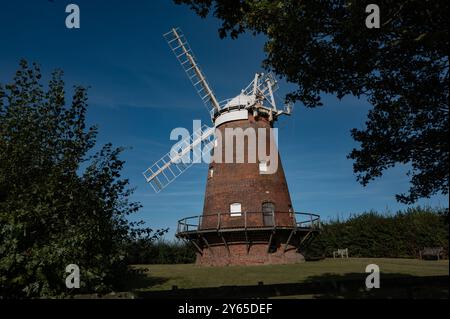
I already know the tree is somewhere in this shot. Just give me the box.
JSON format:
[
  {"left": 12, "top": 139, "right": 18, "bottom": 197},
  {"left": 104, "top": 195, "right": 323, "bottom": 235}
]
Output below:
[
  {"left": 174, "top": 0, "right": 449, "bottom": 203},
  {"left": 0, "top": 60, "right": 156, "bottom": 297}
]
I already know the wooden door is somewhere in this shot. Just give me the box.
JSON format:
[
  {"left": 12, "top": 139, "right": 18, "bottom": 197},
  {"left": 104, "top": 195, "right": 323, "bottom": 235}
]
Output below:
[{"left": 262, "top": 202, "right": 275, "bottom": 227}]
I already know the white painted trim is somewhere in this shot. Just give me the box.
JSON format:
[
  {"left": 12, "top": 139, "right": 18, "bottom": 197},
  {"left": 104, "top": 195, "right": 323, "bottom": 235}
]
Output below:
[{"left": 214, "top": 109, "right": 248, "bottom": 127}]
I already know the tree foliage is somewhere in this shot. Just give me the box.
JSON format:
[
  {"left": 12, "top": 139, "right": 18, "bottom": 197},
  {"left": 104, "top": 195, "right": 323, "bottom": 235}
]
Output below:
[
  {"left": 0, "top": 60, "right": 158, "bottom": 298},
  {"left": 305, "top": 207, "right": 449, "bottom": 258},
  {"left": 174, "top": 0, "right": 449, "bottom": 203},
  {"left": 125, "top": 239, "right": 196, "bottom": 265}
]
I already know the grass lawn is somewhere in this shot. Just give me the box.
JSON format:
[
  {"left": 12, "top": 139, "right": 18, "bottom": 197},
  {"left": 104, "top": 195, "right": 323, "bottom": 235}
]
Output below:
[
  {"left": 131, "top": 258, "right": 448, "bottom": 292},
  {"left": 115, "top": 258, "right": 448, "bottom": 298}
]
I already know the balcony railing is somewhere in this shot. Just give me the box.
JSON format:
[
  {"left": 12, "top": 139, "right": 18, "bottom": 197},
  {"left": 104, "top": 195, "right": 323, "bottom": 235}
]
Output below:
[{"left": 176, "top": 211, "right": 321, "bottom": 234}]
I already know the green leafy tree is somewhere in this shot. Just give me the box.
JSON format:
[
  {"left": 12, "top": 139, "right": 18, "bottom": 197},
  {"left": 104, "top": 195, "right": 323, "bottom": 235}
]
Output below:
[
  {"left": 0, "top": 60, "right": 155, "bottom": 298},
  {"left": 125, "top": 238, "right": 196, "bottom": 265},
  {"left": 174, "top": 0, "right": 449, "bottom": 203}
]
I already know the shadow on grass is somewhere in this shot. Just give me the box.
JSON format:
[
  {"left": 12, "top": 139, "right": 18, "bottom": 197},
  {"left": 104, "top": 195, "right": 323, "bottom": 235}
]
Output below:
[
  {"left": 72, "top": 268, "right": 170, "bottom": 299},
  {"left": 123, "top": 267, "right": 170, "bottom": 291},
  {"left": 134, "top": 273, "right": 449, "bottom": 299},
  {"left": 298, "top": 273, "right": 449, "bottom": 299}
]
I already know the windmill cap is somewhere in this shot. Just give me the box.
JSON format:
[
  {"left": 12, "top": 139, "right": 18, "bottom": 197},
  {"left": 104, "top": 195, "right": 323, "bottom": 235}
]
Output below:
[{"left": 223, "top": 93, "right": 256, "bottom": 108}]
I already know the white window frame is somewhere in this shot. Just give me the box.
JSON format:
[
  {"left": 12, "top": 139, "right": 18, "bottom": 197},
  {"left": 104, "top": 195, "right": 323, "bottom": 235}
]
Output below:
[{"left": 230, "top": 203, "right": 242, "bottom": 217}]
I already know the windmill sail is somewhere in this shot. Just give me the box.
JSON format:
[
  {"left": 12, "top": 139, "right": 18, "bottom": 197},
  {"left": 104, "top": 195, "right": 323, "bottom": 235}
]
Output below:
[
  {"left": 143, "top": 125, "right": 215, "bottom": 193},
  {"left": 164, "top": 28, "right": 220, "bottom": 117}
]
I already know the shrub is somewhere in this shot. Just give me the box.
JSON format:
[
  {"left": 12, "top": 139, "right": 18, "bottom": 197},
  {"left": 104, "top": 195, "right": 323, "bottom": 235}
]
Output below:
[{"left": 305, "top": 207, "right": 448, "bottom": 259}]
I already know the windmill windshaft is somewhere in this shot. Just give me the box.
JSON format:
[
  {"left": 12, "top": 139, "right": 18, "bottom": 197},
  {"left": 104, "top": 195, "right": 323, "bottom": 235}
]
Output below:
[{"left": 143, "top": 125, "right": 215, "bottom": 193}]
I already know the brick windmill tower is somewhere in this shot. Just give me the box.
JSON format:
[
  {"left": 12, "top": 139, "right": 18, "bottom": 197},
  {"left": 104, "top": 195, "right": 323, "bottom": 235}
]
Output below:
[{"left": 143, "top": 28, "right": 320, "bottom": 266}]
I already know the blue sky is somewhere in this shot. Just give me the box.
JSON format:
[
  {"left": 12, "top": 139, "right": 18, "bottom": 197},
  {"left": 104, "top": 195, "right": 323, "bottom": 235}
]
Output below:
[{"left": 1, "top": 0, "right": 447, "bottom": 239}]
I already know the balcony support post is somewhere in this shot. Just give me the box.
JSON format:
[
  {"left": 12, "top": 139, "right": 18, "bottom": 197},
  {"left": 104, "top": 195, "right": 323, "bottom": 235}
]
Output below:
[
  {"left": 219, "top": 233, "right": 230, "bottom": 256},
  {"left": 201, "top": 235, "right": 214, "bottom": 256},
  {"left": 283, "top": 229, "right": 296, "bottom": 253},
  {"left": 267, "top": 230, "right": 275, "bottom": 253},
  {"left": 186, "top": 238, "right": 203, "bottom": 255}
]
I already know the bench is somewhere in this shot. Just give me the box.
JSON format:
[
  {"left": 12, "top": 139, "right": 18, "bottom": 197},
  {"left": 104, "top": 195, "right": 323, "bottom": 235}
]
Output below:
[
  {"left": 420, "top": 247, "right": 444, "bottom": 260},
  {"left": 333, "top": 248, "right": 349, "bottom": 258}
]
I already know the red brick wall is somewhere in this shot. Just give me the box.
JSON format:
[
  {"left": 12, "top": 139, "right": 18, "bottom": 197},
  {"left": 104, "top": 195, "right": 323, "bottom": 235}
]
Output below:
[
  {"left": 202, "top": 113, "right": 294, "bottom": 229},
  {"left": 196, "top": 243, "right": 305, "bottom": 266}
]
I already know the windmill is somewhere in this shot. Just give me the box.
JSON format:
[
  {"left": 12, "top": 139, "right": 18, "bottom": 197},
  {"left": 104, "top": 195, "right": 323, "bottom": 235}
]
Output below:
[{"left": 143, "top": 28, "right": 320, "bottom": 266}]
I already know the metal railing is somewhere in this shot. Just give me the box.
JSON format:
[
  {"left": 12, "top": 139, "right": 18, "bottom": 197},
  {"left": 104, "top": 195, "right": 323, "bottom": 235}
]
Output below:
[
  {"left": 210, "top": 98, "right": 293, "bottom": 120},
  {"left": 176, "top": 211, "right": 321, "bottom": 234}
]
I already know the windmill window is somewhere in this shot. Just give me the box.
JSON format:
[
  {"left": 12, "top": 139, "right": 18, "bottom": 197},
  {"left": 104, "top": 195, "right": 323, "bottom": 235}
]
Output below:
[
  {"left": 259, "top": 160, "right": 268, "bottom": 173},
  {"left": 230, "top": 203, "right": 242, "bottom": 217}
]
